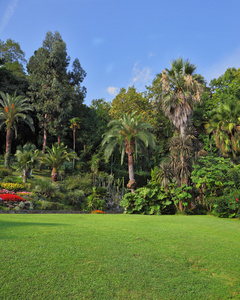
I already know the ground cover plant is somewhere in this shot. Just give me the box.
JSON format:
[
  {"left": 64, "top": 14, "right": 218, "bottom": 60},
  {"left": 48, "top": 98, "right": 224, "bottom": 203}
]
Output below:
[{"left": 0, "top": 214, "right": 239, "bottom": 299}]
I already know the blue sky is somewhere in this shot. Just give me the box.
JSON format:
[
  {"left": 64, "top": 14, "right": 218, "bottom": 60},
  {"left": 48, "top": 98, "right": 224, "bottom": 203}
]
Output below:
[{"left": 1, "top": 0, "right": 240, "bottom": 106}]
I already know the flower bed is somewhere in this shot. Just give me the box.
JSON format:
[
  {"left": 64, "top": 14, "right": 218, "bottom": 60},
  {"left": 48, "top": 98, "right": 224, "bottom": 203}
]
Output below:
[
  {"left": 0, "top": 182, "right": 25, "bottom": 191},
  {"left": 0, "top": 194, "right": 25, "bottom": 202}
]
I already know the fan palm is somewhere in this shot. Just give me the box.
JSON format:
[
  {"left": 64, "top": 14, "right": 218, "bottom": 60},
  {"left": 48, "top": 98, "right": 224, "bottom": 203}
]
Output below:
[
  {"left": 15, "top": 143, "right": 40, "bottom": 183},
  {"left": 41, "top": 143, "right": 77, "bottom": 181},
  {"left": 161, "top": 58, "right": 204, "bottom": 137},
  {"left": 0, "top": 92, "right": 34, "bottom": 167},
  {"left": 102, "top": 112, "right": 155, "bottom": 192}
]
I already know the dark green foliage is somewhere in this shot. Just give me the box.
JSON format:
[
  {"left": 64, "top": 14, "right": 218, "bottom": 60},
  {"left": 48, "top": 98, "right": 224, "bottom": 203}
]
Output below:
[
  {"left": 120, "top": 182, "right": 174, "bottom": 215},
  {"left": 191, "top": 155, "right": 240, "bottom": 217},
  {"left": 212, "top": 190, "right": 240, "bottom": 218},
  {"left": 64, "top": 190, "right": 86, "bottom": 209},
  {"left": 31, "top": 179, "right": 62, "bottom": 202},
  {"left": 64, "top": 173, "right": 93, "bottom": 195},
  {"left": 0, "top": 168, "right": 12, "bottom": 179},
  {"left": 33, "top": 200, "right": 65, "bottom": 210},
  {"left": 87, "top": 187, "right": 107, "bottom": 211},
  {"left": 170, "top": 183, "right": 193, "bottom": 208}
]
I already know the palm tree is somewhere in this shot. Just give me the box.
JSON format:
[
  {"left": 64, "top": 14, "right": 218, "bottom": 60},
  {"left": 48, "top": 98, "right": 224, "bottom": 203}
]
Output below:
[
  {"left": 0, "top": 92, "right": 34, "bottom": 167},
  {"left": 69, "top": 117, "right": 81, "bottom": 168},
  {"left": 206, "top": 100, "right": 240, "bottom": 161},
  {"left": 90, "top": 153, "right": 100, "bottom": 186},
  {"left": 41, "top": 143, "right": 77, "bottom": 182},
  {"left": 69, "top": 117, "right": 81, "bottom": 152},
  {"left": 102, "top": 112, "right": 155, "bottom": 193},
  {"left": 15, "top": 143, "right": 40, "bottom": 183},
  {"left": 161, "top": 58, "right": 204, "bottom": 138}
]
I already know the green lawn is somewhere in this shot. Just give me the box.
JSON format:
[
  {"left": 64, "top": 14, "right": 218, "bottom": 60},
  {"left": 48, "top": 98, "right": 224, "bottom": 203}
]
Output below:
[{"left": 0, "top": 215, "right": 239, "bottom": 299}]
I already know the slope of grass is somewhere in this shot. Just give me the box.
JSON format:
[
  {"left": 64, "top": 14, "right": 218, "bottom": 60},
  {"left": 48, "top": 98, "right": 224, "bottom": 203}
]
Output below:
[{"left": 0, "top": 215, "right": 240, "bottom": 299}]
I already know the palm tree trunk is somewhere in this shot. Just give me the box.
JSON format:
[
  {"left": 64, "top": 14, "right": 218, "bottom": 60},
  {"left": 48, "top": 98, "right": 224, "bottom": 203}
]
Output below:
[
  {"left": 126, "top": 152, "right": 137, "bottom": 193},
  {"left": 51, "top": 167, "right": 58, "bottom": 182},
  {"left": 23, "top": 169, "right": 28, "bottom": 183},
  {"left": 5, "top": 127, "right": 13, "bottom": 168},
  {"left": 58, "top": 136, "right": 61, "bottom": 146}
]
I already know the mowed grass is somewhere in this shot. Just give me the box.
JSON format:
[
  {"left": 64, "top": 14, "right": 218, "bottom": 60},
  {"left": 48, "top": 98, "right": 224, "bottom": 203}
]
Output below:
[{"left": 0, "top": 215, "right": 240, "bottom": 299}]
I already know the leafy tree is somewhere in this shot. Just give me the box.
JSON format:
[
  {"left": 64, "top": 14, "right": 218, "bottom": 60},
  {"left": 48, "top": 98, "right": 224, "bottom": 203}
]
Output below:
[
  {"left": 0, "top": 39, "right": 28, "bottom": 95},
  {"left": 210, "top": 68, "right": 240, "bottom": 105},
  {"left": 0, "top": 92, "right": 34, "bottom": 167},
  {"left": 191, "top": 155, "right": 240, "bottom": 211},
  {"left": 109, "top": 86, "right": 151, "bottom": 121},
  {"left": 102, "top": 112, "right": 155, "bottom": 192},
  {"left": 15, "top": 143, "right": 39, "bottom": 183},
  {"left": 160, "top": 58, "right": 205, "bottom": 137},
  {"left": 0, "top": 39, "right": 26, "bottom": 65},
  {"left": 41, "top": 143, "right": 77, "bottom": 182},
  {"left": 27, "top": 31, "right": 86, "bottom": 153}
]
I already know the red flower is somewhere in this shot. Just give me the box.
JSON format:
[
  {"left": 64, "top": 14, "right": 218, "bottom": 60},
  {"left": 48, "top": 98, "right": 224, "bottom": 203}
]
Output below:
[
  {"left": 0, "top": 194, "right": 25, "bottom": 202},
  {"left": 236, "top": 199, "right": 239, "bottom": 202}
]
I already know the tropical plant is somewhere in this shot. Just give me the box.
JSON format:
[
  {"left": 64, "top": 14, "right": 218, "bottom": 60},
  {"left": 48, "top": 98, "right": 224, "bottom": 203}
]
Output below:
[
  {"left": 15, "top": 143, "right": 40, "bottom": 183},
  {"left": 87, "top": 187, "right": 107, "bottom": 211},
  {"left": 161, "top": 58, "right": 204, "bottom": 137},
  {"left": 0, "top": 91, "right": 34, "bottom": 167},
  {"left": 102, "top": 112, "right": 155, "bottom": 192},
  {"left": 205, "top": 100, "right": 240, "bottom": 161},
  {"left": 31, "top": 179, "right": 60, "bottom": 201},
  {"left": 41, "top": 143, "right": 77, "bottom": 181},
  {"left": 120, "top": 182, "right": 174, "bottom": 215}
]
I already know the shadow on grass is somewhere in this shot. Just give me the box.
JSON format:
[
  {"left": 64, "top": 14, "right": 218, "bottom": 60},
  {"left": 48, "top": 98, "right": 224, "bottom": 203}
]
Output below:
[{"left": 0, "top": 220, "right": 66, "bottom": 239}]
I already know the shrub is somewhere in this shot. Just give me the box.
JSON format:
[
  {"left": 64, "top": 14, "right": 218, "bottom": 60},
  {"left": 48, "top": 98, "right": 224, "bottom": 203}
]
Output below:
[
  {"left": 0, "top": 168, "right": 12, "bottom": 178},
  {"left": 87, "top": 187, "right": 107, "bottom": 211},
  {"left": 33, "top": 200, "right": 65, "bottom": 210},
  {"left": 64, "top": 190, "right": 86, "bottom": 208},
  {"left": 120, "top": 182, "right": 174, "bottom": 215},
  {"left": 64, "top": 174, "right": 93, "bottom": 195},
  {"left": 31, "top": 179, "right": 61, "bottom": 201},
  {"left": 212, "top": 190, "right": 240, "bottom": 218}
]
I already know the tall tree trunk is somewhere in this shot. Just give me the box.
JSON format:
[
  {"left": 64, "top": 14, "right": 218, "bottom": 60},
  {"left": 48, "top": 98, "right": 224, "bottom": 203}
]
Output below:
[
  {"left": 39, "top": 116, "right": 48, "bottom": 171},
  {"left": 73, "top": 127, "right": 76, "bottom": 168},
  {"left": 126, "top": 151, "right": 137, "bottom": 193},
  {"left": 5, "top": 127, "right": 13, "bottom": 168},
  {"left": 73, "top": 127, "right": 76, "bottom": 152},
  {"left": 58, "top": 135, "right": 61, "bottom": 146}
]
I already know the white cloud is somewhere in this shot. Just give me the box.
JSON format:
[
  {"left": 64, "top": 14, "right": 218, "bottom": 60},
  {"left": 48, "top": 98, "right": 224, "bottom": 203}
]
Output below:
[
  {"left": 129, "top": 62, "right": 154, "bottom": 90},
  {"left": 204, "top": 46, "right": 240, "bottom": 83},
  {"left": 148, "top": 51, "right": 155, "bottom": 58},
  {"left": 107, "top": 86, "right": 119, "bottom": 96},
  {"left": 0, "top": 0, "right": 19, "bottom": 34}
]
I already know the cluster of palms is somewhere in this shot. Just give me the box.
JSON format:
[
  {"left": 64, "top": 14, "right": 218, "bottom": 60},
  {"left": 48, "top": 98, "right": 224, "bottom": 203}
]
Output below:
[
  {"left": 1, "top": 57, "right": 239, "bottom": 200},
  {"left": 0, "top": 92, "right": 77, "bottom": 182}
]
